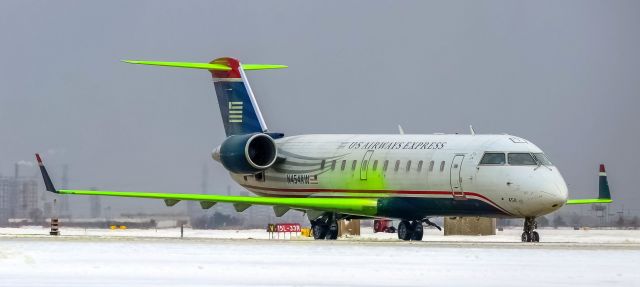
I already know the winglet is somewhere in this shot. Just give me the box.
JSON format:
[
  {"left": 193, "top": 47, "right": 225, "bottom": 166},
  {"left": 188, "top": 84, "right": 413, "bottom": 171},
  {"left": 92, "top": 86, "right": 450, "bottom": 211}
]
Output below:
[
  {"left": 598, "top": 164, "right": 611, "bottom": 200},
  {"left": 35, "top": 153, "right": 58, "bottom": 193}
]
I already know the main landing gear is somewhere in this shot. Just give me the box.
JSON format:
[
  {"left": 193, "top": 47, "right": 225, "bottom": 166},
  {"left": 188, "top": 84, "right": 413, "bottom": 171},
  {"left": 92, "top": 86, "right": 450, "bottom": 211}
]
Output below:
[
  {"left": 311, "top": 213, "right": 338, "bottom": 240},
  {"left": 397, "top": 219, "right": 442, "bottom": 241},
  {"left": 521, "top": 217, "right": 540, "bottom": 242},
  {"left": 397, "top": 220, "right": 424, "bottom": 241}
]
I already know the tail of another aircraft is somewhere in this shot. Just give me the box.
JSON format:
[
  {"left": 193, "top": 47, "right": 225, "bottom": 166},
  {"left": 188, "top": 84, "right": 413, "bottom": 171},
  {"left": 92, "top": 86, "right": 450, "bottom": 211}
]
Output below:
[{"left": 123, "top": 58, "right": 287, "bottom": 136}]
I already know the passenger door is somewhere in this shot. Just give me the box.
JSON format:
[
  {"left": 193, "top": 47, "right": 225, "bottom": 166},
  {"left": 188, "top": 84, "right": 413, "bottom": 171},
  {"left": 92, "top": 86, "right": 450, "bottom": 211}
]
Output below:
[
  {"left": 360, "top": 150, "right": 374, "bottom": 180},
  {"left": 450, "top": 155, "right": 466, "bottom": 199}
]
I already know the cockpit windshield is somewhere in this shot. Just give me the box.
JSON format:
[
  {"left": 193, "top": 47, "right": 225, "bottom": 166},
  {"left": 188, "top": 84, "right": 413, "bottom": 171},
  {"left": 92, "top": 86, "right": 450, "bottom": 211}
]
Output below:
[
  {"left": 508, "top": 153, "right": 537, "bottom": 165},
  {"left": 480, "top": 152, "right": 554, "bottom": 166},
  {"left": 479, "top": 153, "right": 506, "bottom": 165},
  {"left": 533, "top": 153, "right": 553, "bottom": 166}
]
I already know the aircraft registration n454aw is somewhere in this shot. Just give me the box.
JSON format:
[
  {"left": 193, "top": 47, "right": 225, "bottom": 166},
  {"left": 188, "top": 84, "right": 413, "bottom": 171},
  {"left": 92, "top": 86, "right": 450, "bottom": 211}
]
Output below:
[{"left": 36, "top": 57, "right": 612, "bottom": 242}]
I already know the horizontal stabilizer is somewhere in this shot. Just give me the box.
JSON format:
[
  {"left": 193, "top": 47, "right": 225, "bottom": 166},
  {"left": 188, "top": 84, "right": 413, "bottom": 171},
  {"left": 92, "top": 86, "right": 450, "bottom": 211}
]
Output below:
[{"left": 123, "top": 60, "right": 287, "bottom": 71}]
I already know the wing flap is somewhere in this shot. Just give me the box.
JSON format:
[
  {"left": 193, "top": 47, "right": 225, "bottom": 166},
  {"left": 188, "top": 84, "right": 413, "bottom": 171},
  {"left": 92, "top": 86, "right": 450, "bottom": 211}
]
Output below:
[{"left": 200, "top": 201, "right": 217, "bottom": 209}]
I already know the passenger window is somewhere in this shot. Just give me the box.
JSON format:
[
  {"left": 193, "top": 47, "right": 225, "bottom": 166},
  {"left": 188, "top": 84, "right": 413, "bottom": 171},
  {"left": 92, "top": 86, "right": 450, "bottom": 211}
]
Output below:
[
  {"left": 372, "top": 160, "right": 378, "bottom": 171},
  {"left": 508, "top": 153, "right": 537, "bottom": 165},
  {"left": 417, "top": 160, "right": 423, "bottom": 172},
  {"left": 480, "top": 153, "right": 506, "bottom": 165},
  {"left": 439, "top": 161, "right": 445, "bottom": 172},
  {"left": 331, "top": 160, "right": 336, "bottom": 170},
  {"left": 394, "top": 160, "right": 400, "bottom": 172},
  {"left": 341, "top": 160, "right": 346, "bottom": 171},
  {"left": 383, "top": 160, "right": 389, "bottom": 171},
  {"left": 352, "top": 160, "right": 357, "bottom": 170},
  {"left": 406, "top": 161, "right": 411, "bottom": 172},
  {"left": 429, "top": 161, "right": 434, "bottom": 172},
  {"left": 321, "top": 160, "right": 326, "bottom": 169}
]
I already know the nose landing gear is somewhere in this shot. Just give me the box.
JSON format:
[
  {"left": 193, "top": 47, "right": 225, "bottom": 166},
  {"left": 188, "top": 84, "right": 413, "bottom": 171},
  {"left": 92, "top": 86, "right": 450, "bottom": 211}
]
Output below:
[{"left": 521, "top": 217, "right": 540, "bottom": 242}]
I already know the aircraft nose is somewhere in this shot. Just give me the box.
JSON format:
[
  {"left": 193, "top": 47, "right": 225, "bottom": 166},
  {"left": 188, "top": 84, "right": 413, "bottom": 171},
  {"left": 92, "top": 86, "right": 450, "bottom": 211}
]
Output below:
[{"left": 547, "top": 174, "right": 568, "bottom": 209}]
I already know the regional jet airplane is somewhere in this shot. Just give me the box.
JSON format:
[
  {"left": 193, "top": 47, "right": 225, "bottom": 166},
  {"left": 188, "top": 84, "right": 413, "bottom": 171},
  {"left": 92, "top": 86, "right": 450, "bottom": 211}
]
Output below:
[{"left": 36, "top": 57, "right": 612, "bottom": 242}]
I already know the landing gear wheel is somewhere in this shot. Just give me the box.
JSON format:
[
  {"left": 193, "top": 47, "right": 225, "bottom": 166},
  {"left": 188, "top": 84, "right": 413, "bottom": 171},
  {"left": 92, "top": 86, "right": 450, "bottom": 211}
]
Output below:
[
  {"left": 398, "top": 220, "right": 414, "bottom": 241},
  {"left": 522, "top": 217, "right": 540, "bottom": 243},
  {"left": 531, "top": 231, "right": 540, "bottom": 242},
  {"left": 325, "top": 221, "right": 338, "bottom": 240},
  {"left": 312, "top": 223, "right": 327, "bottom": 240},
  {"left": 411, "top": 221, "right": 424, "bottom": 241}
]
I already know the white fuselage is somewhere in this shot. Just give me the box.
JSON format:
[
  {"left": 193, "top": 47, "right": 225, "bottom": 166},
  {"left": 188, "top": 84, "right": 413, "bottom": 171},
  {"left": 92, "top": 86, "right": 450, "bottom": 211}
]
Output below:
[{"left": 228, "top": 134, "right": 568, "bottom": 219}]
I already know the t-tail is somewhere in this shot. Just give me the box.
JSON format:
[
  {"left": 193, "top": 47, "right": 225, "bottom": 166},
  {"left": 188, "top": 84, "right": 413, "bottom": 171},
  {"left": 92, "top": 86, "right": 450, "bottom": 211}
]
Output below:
[
  {"left": 566, "top": 164, "right": 613, "bottom": 205},
  {"left": 123, "top": 58, "right": 287, "bottom": 136}
]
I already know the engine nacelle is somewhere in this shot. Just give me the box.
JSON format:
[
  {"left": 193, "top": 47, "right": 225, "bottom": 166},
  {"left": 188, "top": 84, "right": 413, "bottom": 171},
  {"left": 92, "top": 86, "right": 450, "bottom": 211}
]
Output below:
[{"left": 215, "top": 133, "right": 278, "bottom": 174}]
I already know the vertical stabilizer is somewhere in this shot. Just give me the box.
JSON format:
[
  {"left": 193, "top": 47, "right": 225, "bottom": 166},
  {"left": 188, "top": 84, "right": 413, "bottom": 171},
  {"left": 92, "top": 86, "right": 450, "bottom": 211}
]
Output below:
[
  {"left": 122, "top": 58, "right": 287, "bottom": 136},
  {"left": 209, "top": 57, "right": 267, "bottom": 136}
]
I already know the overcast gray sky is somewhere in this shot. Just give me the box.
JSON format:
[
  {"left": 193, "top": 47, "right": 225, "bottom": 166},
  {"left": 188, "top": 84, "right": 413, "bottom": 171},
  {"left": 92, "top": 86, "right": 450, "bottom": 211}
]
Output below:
[{"left": 1, "top": 1, "right": 638, "bottom": 216}]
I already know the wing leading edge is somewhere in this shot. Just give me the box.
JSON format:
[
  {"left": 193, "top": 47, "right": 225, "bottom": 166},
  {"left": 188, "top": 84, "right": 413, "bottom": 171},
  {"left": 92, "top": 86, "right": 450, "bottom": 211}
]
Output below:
[{"left": 35, "top": 154, "right": 378, "bottom": 217}]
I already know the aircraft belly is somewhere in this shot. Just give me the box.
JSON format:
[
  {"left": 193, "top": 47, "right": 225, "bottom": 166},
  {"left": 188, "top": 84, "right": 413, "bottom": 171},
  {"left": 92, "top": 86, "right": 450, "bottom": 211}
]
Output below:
[{"left": 377, "top": 197, "right": 512, "bottom": 219}]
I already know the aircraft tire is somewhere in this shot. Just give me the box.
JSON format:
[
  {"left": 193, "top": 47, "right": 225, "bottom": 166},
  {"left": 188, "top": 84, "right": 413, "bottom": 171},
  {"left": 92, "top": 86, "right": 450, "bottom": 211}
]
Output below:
[
  {"left": 313, "top": 224, "right": 328, "bottom": 240},
  {"left": 397, "top": 220, "right": 413, "bottom": 241},
  {"left": 531, "top": 231, "right": 540, "bottom": 242},
  {"left": 411, "top": 221, "right": 423, "bottom": 241},
  {"left": 325, "top": 221, "right": 338, "bottom": 240},
  {"left": 521, "top": 232, "right": 531, "bottom": 242}
]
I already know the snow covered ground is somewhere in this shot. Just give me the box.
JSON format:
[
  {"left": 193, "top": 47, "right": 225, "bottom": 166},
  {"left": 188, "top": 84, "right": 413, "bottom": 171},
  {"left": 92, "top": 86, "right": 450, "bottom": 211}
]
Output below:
[
  {"left": 1, "top": 227, "right": 639, "bottom": 286},
  {"left": 2, "top": 226, "right": 640, "bottom": 243}
]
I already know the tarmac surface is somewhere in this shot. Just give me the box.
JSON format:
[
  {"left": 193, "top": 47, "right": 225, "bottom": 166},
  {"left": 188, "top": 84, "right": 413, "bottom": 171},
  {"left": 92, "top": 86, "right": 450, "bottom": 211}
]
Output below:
[{"left": 1, "top": 227, "right": 639, "bottom": 286}]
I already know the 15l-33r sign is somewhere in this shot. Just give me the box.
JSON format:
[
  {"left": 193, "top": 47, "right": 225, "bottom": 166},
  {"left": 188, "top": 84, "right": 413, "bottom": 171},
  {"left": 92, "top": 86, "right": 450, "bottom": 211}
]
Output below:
[{"left": 276, "top": 223, "right": 301, "bottom": 232}]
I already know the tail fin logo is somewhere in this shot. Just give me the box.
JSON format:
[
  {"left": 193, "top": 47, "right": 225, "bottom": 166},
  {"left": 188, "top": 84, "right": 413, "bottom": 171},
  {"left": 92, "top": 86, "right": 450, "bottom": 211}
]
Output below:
[{"left": 229, "top": 101, "right": 243, "bottom": 123}]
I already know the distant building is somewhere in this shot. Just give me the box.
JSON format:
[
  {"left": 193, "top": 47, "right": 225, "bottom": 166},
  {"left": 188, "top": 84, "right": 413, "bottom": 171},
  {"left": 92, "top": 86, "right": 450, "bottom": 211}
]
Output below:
[
  {"left": 0, "top": 175, "right": 40, "bottom": 225},
  {"left": 90, "top": 195, "right": 102, "bottom": 218},
  {"left": 0, "top": 177, "right": 18, "bottom": 225}
]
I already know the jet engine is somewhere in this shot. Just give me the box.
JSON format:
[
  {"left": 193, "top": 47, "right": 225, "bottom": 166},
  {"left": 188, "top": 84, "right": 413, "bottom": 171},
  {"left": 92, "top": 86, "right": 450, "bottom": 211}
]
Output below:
[{"left": 213, "top": 133, "right": 278, "bottom": 174}]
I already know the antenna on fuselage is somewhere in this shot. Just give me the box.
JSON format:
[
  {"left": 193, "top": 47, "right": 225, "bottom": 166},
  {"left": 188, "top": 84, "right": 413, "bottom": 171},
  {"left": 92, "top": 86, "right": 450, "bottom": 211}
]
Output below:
[
  {"left": 398, "top": 125, "right": 405, "bottom": 135},
  {"left": 469, "top": 125, "right": 476, "bottom": 135}
]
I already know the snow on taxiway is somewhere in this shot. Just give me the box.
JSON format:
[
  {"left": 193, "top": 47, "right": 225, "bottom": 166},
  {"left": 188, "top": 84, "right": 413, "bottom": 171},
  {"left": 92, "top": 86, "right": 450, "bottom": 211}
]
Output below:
[{"left": 1, "top": 227, "right": 639, "bottom": 286}]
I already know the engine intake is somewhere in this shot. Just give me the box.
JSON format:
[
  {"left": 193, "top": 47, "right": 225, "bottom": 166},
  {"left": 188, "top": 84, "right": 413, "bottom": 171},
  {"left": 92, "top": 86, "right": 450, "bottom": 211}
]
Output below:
[{"left": 217, "top": 133, "right": 277, "bottom": 174}]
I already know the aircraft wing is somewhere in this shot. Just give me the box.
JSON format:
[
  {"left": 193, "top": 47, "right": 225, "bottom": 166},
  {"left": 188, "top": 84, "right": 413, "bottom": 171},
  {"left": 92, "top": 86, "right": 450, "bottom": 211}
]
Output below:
[
  {"left": 35, "top": 154, "right": 377, "bottom": 217},
  {"left": 566, "top": 198, "right": 612, "bottom": 205}
]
